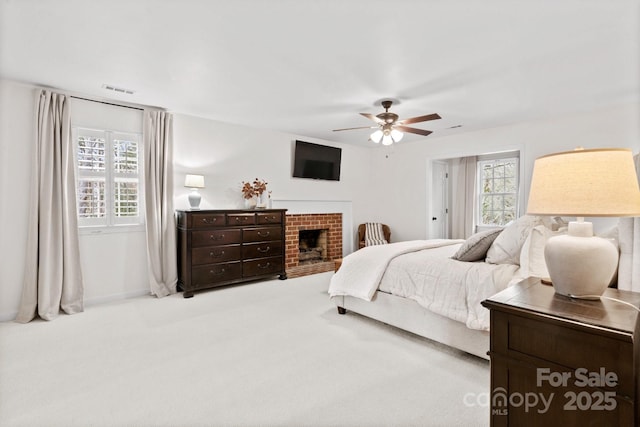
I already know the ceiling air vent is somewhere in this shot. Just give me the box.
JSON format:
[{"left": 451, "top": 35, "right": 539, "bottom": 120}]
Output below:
[{"left": 102, "top": 84, "right": 135, "bottom": 95}]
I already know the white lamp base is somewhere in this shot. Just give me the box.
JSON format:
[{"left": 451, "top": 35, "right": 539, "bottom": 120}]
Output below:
[
  {"left": 544, "top": 221, "right": 618, "bottom": 299},
  {"left": 188, "top": 189, "right": 201, "bottom": 210}
]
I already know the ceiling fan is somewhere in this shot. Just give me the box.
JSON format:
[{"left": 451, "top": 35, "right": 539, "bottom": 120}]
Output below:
[{"left": 333, "top": 100, "right": 441, "bottom": 145}]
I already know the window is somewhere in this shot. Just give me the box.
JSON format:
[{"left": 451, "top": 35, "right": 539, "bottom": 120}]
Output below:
[
  {"left": 477, "top": 154, "right": 519, "bottom": 227},
  {"left": 74, "top": 128, "right": 143, "bottom": 229}
]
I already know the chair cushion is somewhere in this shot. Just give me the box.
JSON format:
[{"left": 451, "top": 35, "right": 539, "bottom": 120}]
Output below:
[{"left": 365, "top": 223, "right": 388, "bottom": 246}]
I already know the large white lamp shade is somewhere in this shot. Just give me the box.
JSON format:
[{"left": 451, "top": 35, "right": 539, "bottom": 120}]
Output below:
[
  {"left": 527, "top": 148, "right": 640, "bottom": 298},
  {"left": 185, "top": 174, "right": 205, "bottom": 209}
]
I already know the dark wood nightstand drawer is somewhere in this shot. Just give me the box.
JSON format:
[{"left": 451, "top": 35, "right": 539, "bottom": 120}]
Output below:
[
  {"left": 192, "top": 262, "right": 241, "bottom": 287},
  {"left": 243, "top": 226, "right": 281, "bottom": 243},
  {"left": 242, "top": 241, "right": 282, "bottom": 259},
  {"left": 192, "top": 229, "right": 241, "bottom": 247},
  {"left": 257, "top": 212, "right": 282, "bottom": 224},
  {"left": 191, "top": 213, "right": 226, "bottom": 228},
  {"left": 227, "top": 213, "right": 255, "bottom": 226},
  {"left": 243, "top": 257, "right": 282, "bottom": 277},
  {"left": 506, "top": 313, "right": 633, "bottom": 385},
  {"left": 191, "top": 245, "right": 241, "bottom": 265}
]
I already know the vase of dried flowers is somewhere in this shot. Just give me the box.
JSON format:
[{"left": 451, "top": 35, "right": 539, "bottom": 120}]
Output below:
[
  {"left": 253, "top": 178, "right": 268, "bottom": 208},
  {"left": 241, "top": 181, "right": 257, "bottom": 209},
  {"left": 242, "top": 178, "right": 268, "bottom": 209}
]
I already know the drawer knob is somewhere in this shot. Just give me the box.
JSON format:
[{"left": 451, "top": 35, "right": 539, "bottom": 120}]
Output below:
[
  {"left": 257, "top": 246, "right": 270, "bottom": 253},
  {"left": 209, "top": 250, "right": 225, "bottom": 258},
  {"left": 236, "top": 217, "right": 248, "bottom": 222},
  {"left": 258, "top": 262, "right": 271, "bottom": 269},
  {"left": 209, "top": 268, "right": 226, "bottom": 275},
  {"left": 210, "top": 234, "right": 224, "bottom": 240},
  {"left": 202, "top": 217, "right": 217, "bottom": 224},
  {"left": 258, "top": 231, "right": 270, "bottom": 237}
]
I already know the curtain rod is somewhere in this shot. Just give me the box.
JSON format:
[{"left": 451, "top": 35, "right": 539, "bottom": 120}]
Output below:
[{"left": 70, "top": 95, "right": 144, "bottom": 111}]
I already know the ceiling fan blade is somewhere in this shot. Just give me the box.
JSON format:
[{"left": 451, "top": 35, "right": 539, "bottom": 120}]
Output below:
[
  {"left": 397, "top": 113, "right": 441, "bottom": 125},
  {"left": 332, "top": 126, "right": 377, "bottom": 132},
  {"left": 395, "top": 125, "right": 433, "bottom": 136},
  {"left": 360, "top": 113, "right": 385, "bottom": 124}
]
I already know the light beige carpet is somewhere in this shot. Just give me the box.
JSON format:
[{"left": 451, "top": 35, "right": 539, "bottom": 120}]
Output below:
[{"left": 0, "top": 272, "right": 489, "bottom": 427}]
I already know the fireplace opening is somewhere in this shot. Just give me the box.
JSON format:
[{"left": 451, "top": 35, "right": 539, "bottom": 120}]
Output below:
[{"left": 298, "top": 229, "right": 328, "bottom": 265}]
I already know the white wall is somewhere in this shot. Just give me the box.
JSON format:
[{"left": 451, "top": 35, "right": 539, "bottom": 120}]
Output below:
[
  {"left": 369, "top": 103, "right": 640, "bottom": 242},
  {"left": 172, "top": 113, "right": 373, "bottom": 212}
]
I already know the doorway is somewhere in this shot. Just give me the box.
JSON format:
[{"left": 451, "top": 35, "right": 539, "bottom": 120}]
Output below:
[{"left": 430, "top": 160, "right": 449, "bottom": 239}]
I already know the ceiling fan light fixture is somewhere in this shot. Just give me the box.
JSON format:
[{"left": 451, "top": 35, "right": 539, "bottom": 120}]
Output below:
[
  {"left": 390, "top": 129, "right": 403, "bottom": 142},
  {"left": 336, "top": 99, "right": 441, "bottom": 145},
  {"left": 370, "top": 129, "right": 383, "bottom": 143}
]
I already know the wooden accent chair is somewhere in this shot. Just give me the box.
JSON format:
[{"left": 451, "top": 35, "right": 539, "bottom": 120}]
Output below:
[{"left": 358, "top": 223, "right": 391, "bottom": 249}]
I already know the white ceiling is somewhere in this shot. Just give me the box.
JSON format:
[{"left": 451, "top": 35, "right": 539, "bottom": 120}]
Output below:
[{"left": 1, "top": 0, "right": 638, "bottom": 146}]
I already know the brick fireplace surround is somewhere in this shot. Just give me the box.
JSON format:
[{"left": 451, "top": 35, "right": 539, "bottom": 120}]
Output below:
[{"left": 285, "top": 213, "right": 343, "bottom": 278}]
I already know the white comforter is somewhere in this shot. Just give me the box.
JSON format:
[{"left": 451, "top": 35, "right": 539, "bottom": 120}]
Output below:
[
  {"left": 329, "top": 240, "right": 521, "bottom": 331},
  {"left": 328, "top": 239, "right": 462, "bottom": 300}
]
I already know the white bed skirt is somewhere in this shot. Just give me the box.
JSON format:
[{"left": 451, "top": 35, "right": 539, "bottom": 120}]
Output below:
[{"left": 331, "top": 292, "right": 490, "bottom": 360}]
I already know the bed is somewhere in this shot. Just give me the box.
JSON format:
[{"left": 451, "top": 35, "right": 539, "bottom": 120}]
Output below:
[{"left": 328, "top": 215, "right": 629, "bottom": 360}]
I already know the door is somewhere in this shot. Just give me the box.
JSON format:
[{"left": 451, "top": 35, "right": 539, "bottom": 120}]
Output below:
[{"left": 430, "top": 161, "right": 449, "bottom": 239}]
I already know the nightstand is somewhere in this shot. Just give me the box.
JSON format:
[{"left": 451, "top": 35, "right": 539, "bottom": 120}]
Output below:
[{"left": 482, "top": 277, "right": 640, "bottom": 426}]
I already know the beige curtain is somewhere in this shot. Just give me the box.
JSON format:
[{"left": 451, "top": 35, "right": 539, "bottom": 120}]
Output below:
[
  {"left": 451, "top": 156, "right": 477, "bottom": 239},
  {"left": 144, "top": 110, "right": 177, "bottom": 297},
  {"left": 618, "top": 154, "right": 640, "bottom": 292},
  {"left": 16, "top": 90, "right": 84, "bottom": 323}
]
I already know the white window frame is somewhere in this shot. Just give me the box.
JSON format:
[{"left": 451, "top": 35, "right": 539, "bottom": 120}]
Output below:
[
  {"left": 477, "top": 153, "right": 520, "bottom": 227},
  {"left": 73, "top": 127, "right": 145, "bottom": 233}
]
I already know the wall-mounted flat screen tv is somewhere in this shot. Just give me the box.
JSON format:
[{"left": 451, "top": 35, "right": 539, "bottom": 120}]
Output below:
[{"left": 293, "top": 140, "right": 341, "bottom": 181}]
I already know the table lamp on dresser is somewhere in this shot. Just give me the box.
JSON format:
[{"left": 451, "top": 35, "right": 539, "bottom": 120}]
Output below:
[
  {"left": 184, "top": 174, "right": 205, "bottom": 210},
  {"left": 526, "top": 147, "right": 640, "bottom": 299}
]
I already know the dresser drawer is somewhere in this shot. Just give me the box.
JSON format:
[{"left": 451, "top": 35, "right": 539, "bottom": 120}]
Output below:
[
  {"left": 191, "top": 245, "right": 241, "bottom": 265},
  {"left": 503, "top": 312, "right": 635, "bottom": 395},
  {"left": 227, "top": 213, "right": 255, "bottom": 226},
  {"left": 257, "top": 212, "right": 282, "bottom": 224},
  {"left": 192, "top": 229, "right": 241, "bottom": 247},
  {"left": 192, "top": 262, "right": 242, "bottom": 287},
  {"left": 242, "top": 241, "right": 282, "bottom": 259},
  {"left": 243, "top": 256, "right": 282, "bottom": 277},
  {"left": 191, "top": 213, "right": 226, "bottom": 228},
  {"left": 243, "top": 226, "right": 282, "bottom": 243}
]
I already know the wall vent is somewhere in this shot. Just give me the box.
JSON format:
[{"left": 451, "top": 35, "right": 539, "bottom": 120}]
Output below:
[{"left": 101, "top": 84, "right": 135, "bottom": 95}]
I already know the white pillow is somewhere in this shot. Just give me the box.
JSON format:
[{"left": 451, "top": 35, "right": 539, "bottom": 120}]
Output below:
[
  {"left": 486, "top": 215, "right": 543, "bottom": 265},
  {"left": 520, "top": 225, "right": 557, "bottom": 279}
]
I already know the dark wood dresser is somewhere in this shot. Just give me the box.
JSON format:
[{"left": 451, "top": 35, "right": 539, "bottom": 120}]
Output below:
[
  {"left": 176, "top": 209, "right": 287, "bottom": 298},
  {"left": 482, "top": 277, "right": 640, "bottom": 426}
]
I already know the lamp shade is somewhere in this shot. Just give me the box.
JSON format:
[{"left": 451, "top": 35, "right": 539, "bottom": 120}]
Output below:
[
  {"left": 184, "top": 174, "right": 205, "bottom": 189},
  {"left": 527, "top": 148, "right": 640, "bottom": 217}
]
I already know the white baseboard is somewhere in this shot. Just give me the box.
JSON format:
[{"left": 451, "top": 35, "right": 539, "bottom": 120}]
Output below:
[{"left": 84, "top": 289, "right": 151, "bottom": 307}]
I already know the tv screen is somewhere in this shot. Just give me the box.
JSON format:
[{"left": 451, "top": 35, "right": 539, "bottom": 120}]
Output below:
[{"left": 293, "top": 140, "right": 341, "bottom": 181}]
